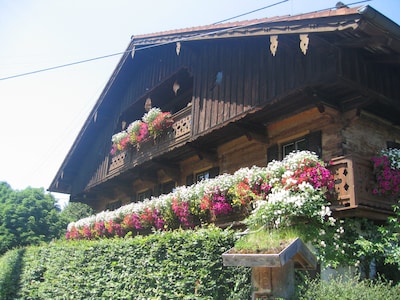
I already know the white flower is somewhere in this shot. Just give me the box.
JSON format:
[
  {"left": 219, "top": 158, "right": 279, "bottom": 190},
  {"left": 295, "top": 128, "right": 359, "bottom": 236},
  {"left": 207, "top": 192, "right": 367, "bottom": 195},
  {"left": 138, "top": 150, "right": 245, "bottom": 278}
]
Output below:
[
  {"left": 142, "top": 107, "right": 162, "bottom": 123},
  {"left": 320, "top": 206, "right": 332, "bottom": 218}
]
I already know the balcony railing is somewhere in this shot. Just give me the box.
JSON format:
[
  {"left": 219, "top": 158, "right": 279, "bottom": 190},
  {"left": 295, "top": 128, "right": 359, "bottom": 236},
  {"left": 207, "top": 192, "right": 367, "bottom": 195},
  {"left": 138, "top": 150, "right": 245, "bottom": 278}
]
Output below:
[
  {"left": 86, "top": 106, "right": 192, "bottom": 189},
  {"left": 328, "top": 155, "right": 397, "bottom": 219}
]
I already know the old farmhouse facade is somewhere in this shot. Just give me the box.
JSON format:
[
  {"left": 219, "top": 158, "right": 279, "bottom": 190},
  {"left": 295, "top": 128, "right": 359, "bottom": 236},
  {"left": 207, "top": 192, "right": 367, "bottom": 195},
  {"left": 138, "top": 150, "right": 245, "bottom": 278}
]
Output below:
[{"left": 49, "top": 5, "right": 400, "bottom": 221}]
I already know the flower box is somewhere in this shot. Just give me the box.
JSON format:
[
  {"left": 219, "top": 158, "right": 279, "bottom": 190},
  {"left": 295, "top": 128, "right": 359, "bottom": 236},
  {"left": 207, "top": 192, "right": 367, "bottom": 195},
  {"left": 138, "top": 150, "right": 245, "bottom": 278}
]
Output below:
[{"left": 222, "top": 237, "right": 317, "bottom": 270}]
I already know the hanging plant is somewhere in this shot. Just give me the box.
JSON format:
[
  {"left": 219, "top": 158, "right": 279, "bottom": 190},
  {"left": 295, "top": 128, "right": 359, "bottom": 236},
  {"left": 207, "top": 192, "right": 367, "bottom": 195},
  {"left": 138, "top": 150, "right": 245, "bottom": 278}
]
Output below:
[{"left": 110, "top": 107, "right": 174, "bottom": 155}]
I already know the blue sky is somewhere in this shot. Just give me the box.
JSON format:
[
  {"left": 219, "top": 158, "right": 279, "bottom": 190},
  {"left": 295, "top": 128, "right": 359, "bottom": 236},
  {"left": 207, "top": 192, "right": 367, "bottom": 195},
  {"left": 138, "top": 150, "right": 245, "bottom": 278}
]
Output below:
[{"left": 0, "top": 0, "right": 399, "bottom": 206}]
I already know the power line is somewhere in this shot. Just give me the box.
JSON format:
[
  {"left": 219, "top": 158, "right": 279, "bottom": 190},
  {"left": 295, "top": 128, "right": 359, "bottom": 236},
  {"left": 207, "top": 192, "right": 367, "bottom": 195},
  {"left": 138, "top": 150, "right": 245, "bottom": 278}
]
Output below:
[
  {"left": 0, "top": 52, "right": 127, "bottom": 81},
  {"left": 0, "top": 0, "right": 371, "bottom": 81},
  {"left": 0, "top": 0, "right": 290, "bottom": 81},
  {"left": 212, "top": 0, "right": 289, "bottom": 24}
]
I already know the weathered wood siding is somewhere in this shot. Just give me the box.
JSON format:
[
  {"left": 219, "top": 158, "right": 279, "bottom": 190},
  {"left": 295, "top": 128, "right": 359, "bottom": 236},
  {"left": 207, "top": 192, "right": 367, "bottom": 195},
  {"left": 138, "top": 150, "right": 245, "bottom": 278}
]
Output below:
[
  {"left": 72, "top": 35, "right": 340, "bottom": 194},
  {"left": 191, "top": 36, "right": 338, "bottom": 137},
  {"left": 340, "top": 49, "right": 400, "bottom": 100},
  {"left": 89, "top": 105, "right": 400, "bottom": 212}
]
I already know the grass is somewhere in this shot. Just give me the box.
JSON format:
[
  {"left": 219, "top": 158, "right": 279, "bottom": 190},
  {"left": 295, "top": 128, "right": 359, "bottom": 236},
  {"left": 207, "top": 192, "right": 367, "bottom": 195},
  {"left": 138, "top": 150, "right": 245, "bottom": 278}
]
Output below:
[{"left": 232, "top": 227, "right": 300, "bottom": 254}]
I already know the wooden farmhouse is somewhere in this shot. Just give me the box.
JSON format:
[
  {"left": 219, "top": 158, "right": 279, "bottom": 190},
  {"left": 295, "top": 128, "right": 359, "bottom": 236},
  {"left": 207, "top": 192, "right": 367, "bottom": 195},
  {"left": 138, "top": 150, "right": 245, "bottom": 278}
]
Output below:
[{"left": 49, "top": 5, "right": 400, "bottom": 221}]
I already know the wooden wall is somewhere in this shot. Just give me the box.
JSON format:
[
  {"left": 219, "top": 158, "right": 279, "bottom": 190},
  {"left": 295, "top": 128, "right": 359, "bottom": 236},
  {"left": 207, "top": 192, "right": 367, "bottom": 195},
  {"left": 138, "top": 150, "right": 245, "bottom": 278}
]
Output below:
[
  {"left": 340, "top": 49, "right": 400, "bottom": 100},
  {"left": 90, "top": 104, "right": 400, "bottom": 211},
  {"left": 70, "top": 29, "right": 400, "bottom": 206},
  {"left": 191, "top": 36, "right": 338, "bottom": 137},
  {"left": 71, "top": 35, "right": 340, "bottom": 196}
]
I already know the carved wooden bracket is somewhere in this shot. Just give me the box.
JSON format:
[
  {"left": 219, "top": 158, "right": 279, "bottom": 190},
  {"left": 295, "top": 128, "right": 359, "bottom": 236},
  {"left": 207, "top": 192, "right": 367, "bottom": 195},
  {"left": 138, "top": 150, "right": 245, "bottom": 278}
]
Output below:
[
  {"left": 176, "top": 42, "right": 181, "bottom": 56},
  {"left": 270, "top": 35, "right": 278, "bottom": 56},
  {"left": 299, "top": 34, "right": 309, "bottom": 55}
]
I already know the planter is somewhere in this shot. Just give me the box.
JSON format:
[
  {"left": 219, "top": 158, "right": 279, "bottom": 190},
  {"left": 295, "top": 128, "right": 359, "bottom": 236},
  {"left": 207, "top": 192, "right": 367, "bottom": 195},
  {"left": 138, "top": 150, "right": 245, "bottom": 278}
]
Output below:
[
  {"left": 222, "top": 238, "right": 317, "bottom": 300},
  {"left": 222, "top": 237, "right": 317, "bottom": 269}
]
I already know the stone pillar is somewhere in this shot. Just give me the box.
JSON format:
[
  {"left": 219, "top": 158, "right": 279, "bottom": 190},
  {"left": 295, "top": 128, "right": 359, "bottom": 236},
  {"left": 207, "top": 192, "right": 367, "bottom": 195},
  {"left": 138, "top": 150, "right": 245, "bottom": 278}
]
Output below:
[{"left": 251, "top": 260, "right": 294, "bottom": 299}]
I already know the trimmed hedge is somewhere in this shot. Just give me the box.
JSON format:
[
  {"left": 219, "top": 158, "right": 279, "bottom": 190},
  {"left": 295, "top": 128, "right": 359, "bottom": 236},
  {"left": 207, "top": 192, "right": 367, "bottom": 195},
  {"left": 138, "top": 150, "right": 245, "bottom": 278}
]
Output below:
[
  {"left": 298, "top": 275, "right": 400, "bottom": 300},
  {"left": 3, "top": 228, "right": 251, "bottom": 299},
  {"left": 0, "top": 248, "right": 25, "bottom": 300}
]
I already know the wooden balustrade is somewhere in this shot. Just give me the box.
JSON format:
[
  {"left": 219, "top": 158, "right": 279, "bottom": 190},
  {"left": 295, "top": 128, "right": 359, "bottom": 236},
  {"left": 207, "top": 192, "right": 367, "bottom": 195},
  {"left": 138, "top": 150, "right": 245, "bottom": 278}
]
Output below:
[
  {"left": 328, "top": 155, "right": 397, "bottom": 219},
  {"left": 87, "top": 107, "right": 192, "bottom": 189}
]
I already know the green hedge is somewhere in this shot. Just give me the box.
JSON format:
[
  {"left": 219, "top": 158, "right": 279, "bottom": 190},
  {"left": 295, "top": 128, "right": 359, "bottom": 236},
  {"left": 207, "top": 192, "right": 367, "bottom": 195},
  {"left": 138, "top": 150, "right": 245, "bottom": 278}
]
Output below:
[
  {"left": 3, "top": 228, "right": 251, "bottom": 299},
  {"left": 298, "top": 275, "right": 400, "bottom": 300},
  {"left": 0, "top": 248, "right": 25, "bottom": 300}
]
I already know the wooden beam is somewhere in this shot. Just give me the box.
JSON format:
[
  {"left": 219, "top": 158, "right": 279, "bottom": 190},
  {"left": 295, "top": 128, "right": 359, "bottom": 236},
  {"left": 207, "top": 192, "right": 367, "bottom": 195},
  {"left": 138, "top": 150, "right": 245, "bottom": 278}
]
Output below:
[
  {"left": 234, "top": 121, "right": 268, "bottom": 144},
  {"left": 188, "top": 144, "right": 218, "bottom": 162},
  {"left": 153, "top": 160, "right": 180, "bottom": 182}
]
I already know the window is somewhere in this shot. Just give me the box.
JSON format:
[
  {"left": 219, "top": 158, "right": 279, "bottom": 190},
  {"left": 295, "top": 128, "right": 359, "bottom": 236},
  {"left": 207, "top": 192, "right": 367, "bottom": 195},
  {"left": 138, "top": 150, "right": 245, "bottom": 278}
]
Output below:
[
  {"left": 160, "top": 181, "right": 176, "bottom": 194},
  {"left": 186, "top": 167, "right": 220, "bottom": 186},
  {"left": 196, "top": 170, "right": 210, "bottom": 181},
  {"left": 387, "top": 141, "right": 400, "bottom": 149},
  {"left": 106, "top": 200, "right": 122, "bottom": 211},
  {"left": 267, "top": 131, "right": 322, "bottom": 162},
  {"left": 137, "top": 189, "right": 152, "bottom": 202},
  {"left": 282, "top": 138, "right": 307, "bottom": 158}
]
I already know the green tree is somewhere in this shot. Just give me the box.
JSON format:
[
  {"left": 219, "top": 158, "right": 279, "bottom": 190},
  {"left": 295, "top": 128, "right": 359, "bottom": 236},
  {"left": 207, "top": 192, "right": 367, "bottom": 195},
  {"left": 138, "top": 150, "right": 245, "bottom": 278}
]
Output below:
[
  {"left": 0, "top": 183, "right": 64, "bottom": 255},
  {"left": 60, "top": 202, "right": 95, "bottom": 224}
]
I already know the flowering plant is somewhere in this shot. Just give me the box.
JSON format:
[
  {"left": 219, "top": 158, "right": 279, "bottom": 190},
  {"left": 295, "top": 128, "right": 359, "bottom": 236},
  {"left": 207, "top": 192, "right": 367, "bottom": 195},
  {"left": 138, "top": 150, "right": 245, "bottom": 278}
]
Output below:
[
  {"left": 149, "top": 112, "right": 174, "bottom": 139},
  {"left": 241, "top": 151, "right": 346, "bottom": 265},
  {"left": 110, "top": 131, "right": 129, "bottom": 155},
  {"left": 110, "top": 107, "right": 174, "bottom": 154},
  {"left": 66, "top": 151, "right": 337, "bottom": 246},
  {"left": 372, "top": 148, "right": 400, "bottom": 198},
  {"left": 143, "top": 107, "right": 174, "bottom": 139},
  {"left": 245, "top": 151, "right": 335, "bottom": 230}
]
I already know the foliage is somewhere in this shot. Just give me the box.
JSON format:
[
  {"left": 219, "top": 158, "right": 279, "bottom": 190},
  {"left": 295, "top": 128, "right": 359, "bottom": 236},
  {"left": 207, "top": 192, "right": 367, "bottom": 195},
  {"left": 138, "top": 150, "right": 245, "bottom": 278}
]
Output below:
[
  {"left": 3, "top": 227, "right": 251, "bottom": 299},
  {"left": 111, "top": 107, "right": 174, "bottom": 154},
  {"left": 65, "top": 164, "right": 271, "bottom": 240},
  {"left": 372, "top": 148, "right": 400, "bottom": 198},
  {"left": 0, "top": 248, "right": 24, "bottom": 300},
  {"left": 345, "top": 149, "right": 400, "bottom": 279},
  {"left": 0, "top": 185, "right": 64, "bottom": 255},
  {"left": 60, "top": 201, "right": 96, "bottom": 224},
  {"left": 66, "top": 152, "right": 335, "bottom": 243},
  {"left": 234, "top": 151, "right": 346, "bottom": 266},
  {"left": 297, "top": 275, "right": 400, "bottom": 300},
  {"left": 233, "top": 227, "right": 299, "bottom": 253},
  {"left": 65, "top": 151, "right": 351, "bottom": 267}
]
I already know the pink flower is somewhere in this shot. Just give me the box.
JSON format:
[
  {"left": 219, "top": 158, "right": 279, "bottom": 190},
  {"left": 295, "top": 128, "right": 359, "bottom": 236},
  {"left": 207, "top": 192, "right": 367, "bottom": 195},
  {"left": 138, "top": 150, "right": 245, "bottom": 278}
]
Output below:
[{"left": 172, "top": 198, "right": 193, "bottom": 228}]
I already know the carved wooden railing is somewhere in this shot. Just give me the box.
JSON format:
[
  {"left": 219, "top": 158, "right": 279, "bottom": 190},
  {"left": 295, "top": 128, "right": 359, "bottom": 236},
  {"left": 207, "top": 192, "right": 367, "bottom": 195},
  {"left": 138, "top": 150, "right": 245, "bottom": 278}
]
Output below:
[
  {"left": 87, "top": 106, "right": 192, "bottom": 188},
  {"left": 328, "top": 155, "right": 397, "bottom": 217}
]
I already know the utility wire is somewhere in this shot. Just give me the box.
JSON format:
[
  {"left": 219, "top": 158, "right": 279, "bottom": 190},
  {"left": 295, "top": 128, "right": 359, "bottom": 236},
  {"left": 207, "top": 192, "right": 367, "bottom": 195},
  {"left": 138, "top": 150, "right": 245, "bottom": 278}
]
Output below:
[
  {"left": 0, "top": 0, "right": 371, "bottom": 81},
  {"left": 0, "top": 52, "right": 126, "bottom": 81},
  {"left": 0, "top": 0, "right": 286, "bottom": 81},
  {"left": 212, "top": 0, "right": 288, "bottom": 24}
]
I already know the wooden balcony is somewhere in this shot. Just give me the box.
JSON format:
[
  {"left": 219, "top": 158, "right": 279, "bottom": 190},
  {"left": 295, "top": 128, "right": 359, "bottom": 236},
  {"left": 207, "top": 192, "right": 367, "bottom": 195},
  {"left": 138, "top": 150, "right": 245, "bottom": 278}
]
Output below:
[
  {"left": 329, "top": 155, "right": 397, "bottom": 220},
  {"left": 87, "top": 106, "right": 192, "bottom": 189}
]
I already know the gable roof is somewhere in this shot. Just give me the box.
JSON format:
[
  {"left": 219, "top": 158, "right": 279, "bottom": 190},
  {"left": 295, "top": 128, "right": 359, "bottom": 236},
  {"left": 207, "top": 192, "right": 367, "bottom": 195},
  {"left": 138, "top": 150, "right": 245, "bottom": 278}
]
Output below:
[{"left": 49, "top": 5, "right": 400, "bottom": 194}]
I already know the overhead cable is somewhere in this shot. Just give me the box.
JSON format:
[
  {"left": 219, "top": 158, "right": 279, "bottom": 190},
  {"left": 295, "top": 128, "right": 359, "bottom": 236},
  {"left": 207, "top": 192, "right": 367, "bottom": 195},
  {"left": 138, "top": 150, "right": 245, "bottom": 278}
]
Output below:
[{"left": 0, "top": 0, "right": 371, "bottom": 81}]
